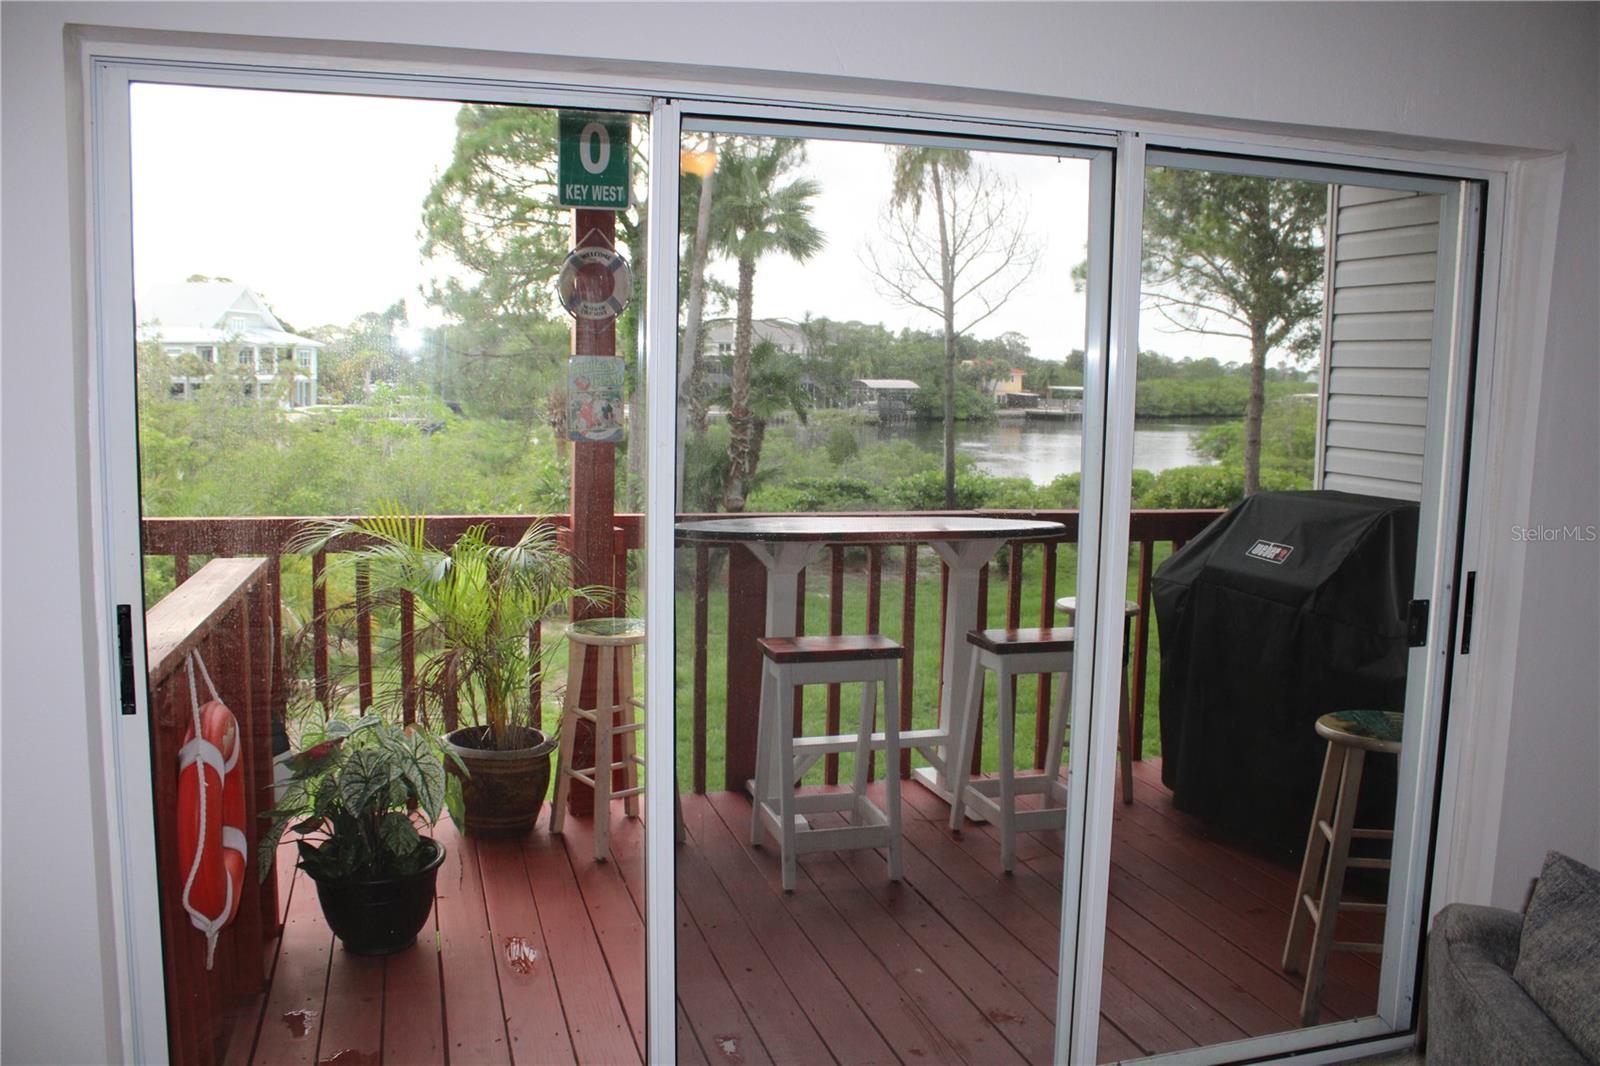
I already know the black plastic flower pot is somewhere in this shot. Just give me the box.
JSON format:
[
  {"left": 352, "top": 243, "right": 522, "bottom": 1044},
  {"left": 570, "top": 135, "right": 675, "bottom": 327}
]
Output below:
[{"left": 306, "top": 838, "right": 446, "bottom": 956}]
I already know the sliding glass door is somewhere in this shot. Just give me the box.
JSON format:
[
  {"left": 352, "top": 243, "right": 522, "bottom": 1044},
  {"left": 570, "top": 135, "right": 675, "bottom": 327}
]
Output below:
[
  {"left": 93, "top": 57, "right": 1484, "bottom": 1066},
  {"left": 99, "top": 66, "right": 659, "bottom": 1066},
  {"left": 1077, "top": 150, "right": 1481, "bottom": 1064},
  {"left": 661, "top": 112, "right": 1120, "bottom": 1064}
]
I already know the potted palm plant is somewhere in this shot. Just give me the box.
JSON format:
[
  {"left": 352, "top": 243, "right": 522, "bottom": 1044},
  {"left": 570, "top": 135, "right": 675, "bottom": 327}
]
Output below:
[
  {"left": 260, "top": 714, "right": 456, "bottom": 955},
  {"left": 292, "top": 510, "right": 601, "bottom": 837}
]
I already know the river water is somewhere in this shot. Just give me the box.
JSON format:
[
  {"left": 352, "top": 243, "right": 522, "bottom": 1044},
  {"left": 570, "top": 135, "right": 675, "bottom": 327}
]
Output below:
[{"left": 862, "top": 417, "right": 1217, "bottom": 485}]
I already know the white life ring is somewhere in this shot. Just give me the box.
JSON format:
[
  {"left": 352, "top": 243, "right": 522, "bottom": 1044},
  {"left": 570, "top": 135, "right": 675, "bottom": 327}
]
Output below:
[{"left": 557, "top": 247, "right": 632, "bottom": 321}]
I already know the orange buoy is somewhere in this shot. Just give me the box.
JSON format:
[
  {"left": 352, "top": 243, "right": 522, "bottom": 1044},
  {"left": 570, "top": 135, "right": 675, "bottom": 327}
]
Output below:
[{"left": 177, "top": 686, "right": 242, "bottom": 968}]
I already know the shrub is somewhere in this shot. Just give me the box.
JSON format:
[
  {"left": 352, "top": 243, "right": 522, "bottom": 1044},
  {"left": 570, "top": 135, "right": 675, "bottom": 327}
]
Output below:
[
  {"left": 1041, "top": 472, "right": 1082, "bottom": 509},
  {"left": 889, "top": 469, "right": 991, "bottom": 510},
  {"left": 748, "top": 476, "right": 882, "bottom": 513},
  {"left": 908, "top": 381, "right": 995, "bottom": 422},
  {"left": 1133, "top": 463, "right": 1313, "bottom": 510},
  {"left": 1193, "top": 397, "right": 1318, "bottom": 480},
  {"left": 980, "top": 476, "right": 1044, "bottom": 510},
  {"left": 824, "top": 426, "right": 860, "bottom": 465}
]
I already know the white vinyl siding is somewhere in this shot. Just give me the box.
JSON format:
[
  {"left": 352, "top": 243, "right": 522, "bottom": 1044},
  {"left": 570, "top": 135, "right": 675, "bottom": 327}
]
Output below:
[{"left": 1317, "top": 185, "right": 1443, "bottom": 502}]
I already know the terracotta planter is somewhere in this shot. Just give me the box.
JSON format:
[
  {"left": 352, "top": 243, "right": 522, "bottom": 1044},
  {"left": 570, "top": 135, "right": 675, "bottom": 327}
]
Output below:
[{"left": 444, "top": 725, "right": 556, "bottom": 837}]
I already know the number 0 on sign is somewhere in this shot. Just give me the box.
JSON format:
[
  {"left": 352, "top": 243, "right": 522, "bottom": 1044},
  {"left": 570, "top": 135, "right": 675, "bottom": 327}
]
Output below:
[{"left": 558, "top": 111, "right": 631, "bottom": 209}]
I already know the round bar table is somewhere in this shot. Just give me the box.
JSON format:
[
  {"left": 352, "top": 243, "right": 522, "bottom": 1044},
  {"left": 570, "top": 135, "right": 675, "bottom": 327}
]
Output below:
[{"left": 676, "top": 515, "right": 1064, "bottom": 811}]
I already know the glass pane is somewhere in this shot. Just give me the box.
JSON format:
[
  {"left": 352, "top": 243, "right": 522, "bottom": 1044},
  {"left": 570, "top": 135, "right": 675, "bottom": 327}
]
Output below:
[
  {"left": 1096, "top": 165, "right": 1447, "bottom": 1060},
  {"left": 130, "top": 84, "right": 648, "bottom": 1062},
  {"left": 672, "top": 128, "right": 1096, "bottom": 1062}
]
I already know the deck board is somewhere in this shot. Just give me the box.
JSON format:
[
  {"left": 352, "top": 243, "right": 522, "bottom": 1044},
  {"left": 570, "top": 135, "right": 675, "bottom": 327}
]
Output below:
[
  {"left": 242, "top": 758, "right": 1380, "bottom": 1064},
  {"left": 555, "top": 815, "right": 648, "bottom": 1058},
  {"left": 433, "top": 819, "right": 513, "bottom": 1065},
  {"left": 314, "top": 948, "right": 384, "bottom": 1066},
  {"left": 698, "top": 791, "right": 966, "bottom": 1064},
  {"left": 520, "top": 830, "right": 640, "bottom": 1065},
  {"left": 476, "top": 835, "right": 573, "bottom": 1064},
  {"left": 679, "top": 800, "right": 898, "bottom": 1065},
  {"left": 380, "top": 926, "right": 445, "bottom": 1065},
  {"left": 251, "top": 868, "right": 332, "bottom": 1066}
]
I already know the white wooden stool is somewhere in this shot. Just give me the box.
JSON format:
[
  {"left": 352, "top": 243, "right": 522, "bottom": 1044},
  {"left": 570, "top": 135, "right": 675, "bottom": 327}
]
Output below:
[
  {"left": 1282, "top": 710, "right": 1401, "bottom": 1026},
  {"left": 1055, "top": 596, "right": 1140, "bottom": 805},
  {"left": 947, "top": 626, "right": 1077, "bottom": 873},
  {"left": 551, "top": 617, "right": 682, "bottom": 861},
  {"left": 750, "top": 634, "right": 904, "bottom": 892}
]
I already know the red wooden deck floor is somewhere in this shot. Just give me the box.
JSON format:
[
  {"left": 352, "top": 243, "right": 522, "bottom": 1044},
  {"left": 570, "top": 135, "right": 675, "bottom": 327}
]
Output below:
[{"left": 232, "top": 760, "right": 1379, "bottom": 1065}]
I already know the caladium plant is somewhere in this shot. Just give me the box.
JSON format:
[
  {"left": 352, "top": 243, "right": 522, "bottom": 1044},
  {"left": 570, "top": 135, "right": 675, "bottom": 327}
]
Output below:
[{"left": 259, "top": 715, "right": 465, "bottom": 883}]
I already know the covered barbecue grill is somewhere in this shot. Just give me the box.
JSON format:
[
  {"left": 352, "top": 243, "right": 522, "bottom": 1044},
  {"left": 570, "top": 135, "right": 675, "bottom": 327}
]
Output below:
[{"left": 1153, "top": 490, "right": 1420, "bottom": 859}]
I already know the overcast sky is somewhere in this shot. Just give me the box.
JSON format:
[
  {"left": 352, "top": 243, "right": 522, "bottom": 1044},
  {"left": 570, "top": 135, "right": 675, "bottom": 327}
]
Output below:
[{"left": 131, "top": 83, "right": 1248, "bottom": 363}]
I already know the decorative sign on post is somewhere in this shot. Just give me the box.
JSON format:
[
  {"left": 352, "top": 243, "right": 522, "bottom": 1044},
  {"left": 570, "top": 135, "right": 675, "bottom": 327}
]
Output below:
[
  {"left": 557, "top": 245, "right": 632, "bottom": 320},
  {"left": 558, "top": 111, "right": 631, "bottom": 209},
  {"left": 567, "top": 355, "right": 625, "bottom": 443}
]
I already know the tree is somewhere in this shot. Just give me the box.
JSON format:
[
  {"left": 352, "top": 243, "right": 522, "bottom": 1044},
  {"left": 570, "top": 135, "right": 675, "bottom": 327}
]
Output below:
[
  {"left": 1142, "top": 167, "right": 1325, "bottom": 495},
  {"left": 676, "top": 133, "right": 720, "bottom": 502},
  {"left": 710, "top": 340, "right": 810, "bottom": 491},
  {"left": 705, "top": 139, "right": 823, "bottom": 512},
  {"left": 866, "top": 151, "right": 1038, "bottom": 508},
  {"left": 310, "top": 301, "right": 411, "bottom": 404},
  {"left": 420, "top": 104, "right": 647, "bottom": 433}
]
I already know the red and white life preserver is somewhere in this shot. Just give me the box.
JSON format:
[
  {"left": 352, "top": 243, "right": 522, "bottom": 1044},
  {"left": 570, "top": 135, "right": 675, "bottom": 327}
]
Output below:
[{"left": 177, "top": 653, "right": 245, "bottom": 969}]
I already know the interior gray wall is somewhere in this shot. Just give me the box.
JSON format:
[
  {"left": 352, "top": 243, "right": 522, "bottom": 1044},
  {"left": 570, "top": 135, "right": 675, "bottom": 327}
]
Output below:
[{"left": 4, "top": 4, "right": 1595, "bottom": 1062}]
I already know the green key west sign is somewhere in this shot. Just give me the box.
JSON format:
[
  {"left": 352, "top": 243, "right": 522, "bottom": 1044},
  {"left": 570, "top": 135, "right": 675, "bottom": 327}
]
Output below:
[{"left": 558, "top": 111, "right": 631, "bottom": 209}]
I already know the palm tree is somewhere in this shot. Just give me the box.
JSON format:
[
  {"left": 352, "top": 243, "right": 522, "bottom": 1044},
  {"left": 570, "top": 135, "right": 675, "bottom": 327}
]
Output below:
[
  {"left": 708, "top": 139, "right": 824, "bottom": 512},
  {"left": 711, "top": 340, "right": 811, "bottom": 491},
  {"left": 889, "top": 147, "right": 971, "bottom": 509},
  {"left": 291, "top": 509, "right": 604, "bottom": 751}
]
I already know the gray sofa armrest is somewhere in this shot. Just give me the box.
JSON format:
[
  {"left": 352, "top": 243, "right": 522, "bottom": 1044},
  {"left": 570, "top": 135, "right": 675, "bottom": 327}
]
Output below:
[{"left": 1427, "top": 903, "right": 1590, "bottom": 1065}]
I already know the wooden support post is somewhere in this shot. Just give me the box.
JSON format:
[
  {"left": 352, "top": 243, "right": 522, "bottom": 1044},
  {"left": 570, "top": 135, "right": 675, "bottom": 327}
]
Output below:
[
  {"left": 724, "top": 545, "right": 768, "bottom": 793},
  {"left": 567, "top": 208, "right": 620, "bottom": 817}
]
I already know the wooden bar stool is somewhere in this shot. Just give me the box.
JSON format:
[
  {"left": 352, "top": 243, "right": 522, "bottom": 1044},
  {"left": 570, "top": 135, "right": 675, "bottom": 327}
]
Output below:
[
  {"left": 1282, "top": 709, "right": 1402, "bottom": 1026},
  {"left": 750, "top": 634, "right": 904, "bottom": 892},
  {"left": 1055, "top": 596, "right": 1139, "bottom": 804},
  {"left": 551, "top": 617, "right": 681, "bottom": 861},
  {"left": 947, "top": 626, "right": 1075, "bottom": 873}
]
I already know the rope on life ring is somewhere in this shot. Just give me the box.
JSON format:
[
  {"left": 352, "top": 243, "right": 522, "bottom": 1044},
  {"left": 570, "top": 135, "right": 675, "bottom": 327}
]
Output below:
[
  {"left": 557, "top": 246, "right": 632, "bottom": 321},
  {"left": 177, "top": 651, "right": 244, "bottom": 970}
]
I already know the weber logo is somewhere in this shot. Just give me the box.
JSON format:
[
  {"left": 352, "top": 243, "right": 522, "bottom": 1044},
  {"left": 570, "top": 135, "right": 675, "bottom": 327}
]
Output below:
[{"left": 1246, "top": 539, "right": 1294, "bottom": 565}]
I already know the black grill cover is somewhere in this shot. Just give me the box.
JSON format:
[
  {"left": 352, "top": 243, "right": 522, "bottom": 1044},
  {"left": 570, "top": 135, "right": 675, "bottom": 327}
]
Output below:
[{"left": 1154, "top": 490, "right": 1419, "bottom": 860}]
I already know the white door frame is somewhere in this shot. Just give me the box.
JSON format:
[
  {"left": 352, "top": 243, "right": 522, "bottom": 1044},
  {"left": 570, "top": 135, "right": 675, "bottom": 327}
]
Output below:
[
  {"left": 80, "top": 35, "right": 1518, "bottom": 1066},
  {"left": 642, "top": 95, "right": 683, "bottom": 1066}
]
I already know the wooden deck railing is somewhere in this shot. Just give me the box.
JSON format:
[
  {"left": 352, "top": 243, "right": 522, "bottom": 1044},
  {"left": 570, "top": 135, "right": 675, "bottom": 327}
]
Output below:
[
  {"left": 143, "top": 558, "right": 279, "bottom": 1066},
  {"left": 141, "top": 508, "right": 1222, "bottom": 799}
]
